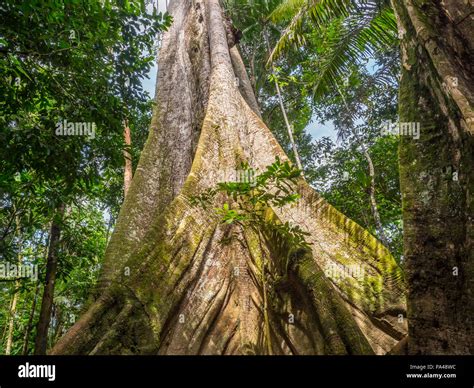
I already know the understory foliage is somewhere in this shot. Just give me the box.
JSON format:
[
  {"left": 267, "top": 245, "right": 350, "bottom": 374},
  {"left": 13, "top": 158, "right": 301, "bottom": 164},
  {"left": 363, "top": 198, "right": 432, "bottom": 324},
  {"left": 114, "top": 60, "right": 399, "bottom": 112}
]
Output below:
[{"left": 0, "top": 0, "right": 170, "bottom": 354}]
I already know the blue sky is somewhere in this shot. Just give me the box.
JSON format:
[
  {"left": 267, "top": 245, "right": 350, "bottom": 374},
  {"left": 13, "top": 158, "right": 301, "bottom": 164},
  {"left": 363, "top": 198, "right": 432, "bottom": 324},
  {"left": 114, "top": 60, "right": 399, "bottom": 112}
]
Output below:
[{"left": 140, "top": 0, "right": 166, "bottom": 100}]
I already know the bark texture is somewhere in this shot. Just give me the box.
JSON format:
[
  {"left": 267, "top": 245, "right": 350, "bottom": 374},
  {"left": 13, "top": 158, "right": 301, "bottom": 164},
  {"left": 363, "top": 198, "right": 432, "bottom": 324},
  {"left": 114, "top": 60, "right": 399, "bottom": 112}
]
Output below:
[
  {"left": 34, "top": 204, "right": 65, "bottom": 355},
  {"left": 123, "top": 119, "right": 133, "bottom": 197},
  {"left": 22, "top": 280, "right": 40, "bottom": 355},
  {"left": 391, "top": 0, "right": 473, "bottom": 354},
  {"left": 5, "top": 286, "right": 18, "bottom": 355},
  {"left": 52, "top": 0, "right": 406, "bottom": 355},
  {"left": 5, "top": 215, "right": 23, "bottom": 355}
]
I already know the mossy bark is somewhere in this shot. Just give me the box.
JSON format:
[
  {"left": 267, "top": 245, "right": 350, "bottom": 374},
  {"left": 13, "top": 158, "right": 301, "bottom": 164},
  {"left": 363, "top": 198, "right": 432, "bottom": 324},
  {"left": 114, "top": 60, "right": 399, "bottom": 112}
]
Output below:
[
  {"left": 52, "top": 0, "right": 406, "bottom": 355},
  {"left": 391, "top": 0, "right": 473, "bottom": 354}
]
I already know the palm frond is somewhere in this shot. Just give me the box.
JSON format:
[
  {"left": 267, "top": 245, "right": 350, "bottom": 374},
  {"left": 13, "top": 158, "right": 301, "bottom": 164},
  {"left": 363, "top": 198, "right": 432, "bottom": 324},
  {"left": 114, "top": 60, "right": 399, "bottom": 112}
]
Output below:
[
  {"left": 269, "top": 0, "right": 354, "bottom": 62},
  {"left": 308, "top": 7, "right": 397, "bottom": 99},
  {"left": 269, "top": 0, "right": 306, "bottom": 22},
  {"left": 269, "top": 0, "right": 397, "bottom": 100}
]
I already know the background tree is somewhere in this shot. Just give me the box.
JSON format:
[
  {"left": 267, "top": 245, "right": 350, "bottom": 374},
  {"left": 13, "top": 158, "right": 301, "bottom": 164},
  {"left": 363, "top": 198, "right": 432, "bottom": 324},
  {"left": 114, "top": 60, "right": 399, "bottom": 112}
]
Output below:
[
  {"left": 391, "top": 0, "right": 473, "bottom": 355},
  {"left": 0, "top": 0, "right": 170, "bottom": 354}
]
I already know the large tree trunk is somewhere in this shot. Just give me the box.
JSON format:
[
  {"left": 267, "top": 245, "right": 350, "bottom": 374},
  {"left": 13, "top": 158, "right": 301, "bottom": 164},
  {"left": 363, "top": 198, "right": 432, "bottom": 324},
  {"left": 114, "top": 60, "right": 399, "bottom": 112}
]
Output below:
[
  {"left": 52, "top": 0, "right": 406, "bottom": 355},
  {"left": 391, "top": 0, "right": 473, "bottom": 354}
]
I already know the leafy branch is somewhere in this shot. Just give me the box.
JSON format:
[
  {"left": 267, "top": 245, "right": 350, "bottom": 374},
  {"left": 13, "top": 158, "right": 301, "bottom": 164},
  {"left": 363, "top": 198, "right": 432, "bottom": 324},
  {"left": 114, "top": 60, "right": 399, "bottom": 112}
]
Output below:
[{"left": 191, "top": 157, "right": 311, "bottom": 250}]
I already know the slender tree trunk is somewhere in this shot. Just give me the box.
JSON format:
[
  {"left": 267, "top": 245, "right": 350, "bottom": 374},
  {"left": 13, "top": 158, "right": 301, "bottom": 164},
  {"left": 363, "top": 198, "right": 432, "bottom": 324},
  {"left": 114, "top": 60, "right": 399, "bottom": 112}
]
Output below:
[
  {"left": 5, "top": 214, "right": 24, "bottom": 355},
  {"left": 5, "top": 285, "right": 19, "bottom": 355},
  {"left": 123, "top": 119, "right": 133, "bottom": 197},
  {"left": 52, "top": 0, "right": 405, "bottom": 355},
  {"left": 22, "top": 229, "right": 47, "bottom": 355},
  {"left": 391, "top": 0, "right": 473, "bottom": 354},
  {"left": 263, "top": 28, "right": 304, "bottom": 174},
  {"left": 362, "top": 148, "right": 389, "bottom": 247},
  {"left": 1, "top": 300, "right": 11, "bottom": 347},
  {"left": 336, "top": 79, "right": 389, "bottom": 249},
  {"left": 22, "top": 280, "right": 40, "bottom": 355},
  {"left": 34, "top": 203, "right": 65, "bottom": 355}
]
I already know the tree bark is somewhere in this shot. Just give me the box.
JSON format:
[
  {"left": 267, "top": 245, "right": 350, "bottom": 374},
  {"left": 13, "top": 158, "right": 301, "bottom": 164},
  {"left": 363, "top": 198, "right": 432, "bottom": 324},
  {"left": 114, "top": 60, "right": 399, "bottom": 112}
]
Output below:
[
  {"left": 391, "top": 0, "right": 473, "bottom": 354},
  {"left": 5, "top": 214, "right": 24, "bottom": 355},
  {"left": 123, "top": 119, "right": 133, "bottom": 197},
  {"left": 34, "top": 203, "right": 65, "bottom": 355},
  {"left": 249, "top": 46, "right": 258, "bottom": 101},
  {"left": 22, "top": 280, "right": 40, "bottom": 355},
  {"left": 52, "top": 0, "right": 406, "bottom": 355},
  {"left": 5, "top": 286, "right": 19, "bottom": 355}
]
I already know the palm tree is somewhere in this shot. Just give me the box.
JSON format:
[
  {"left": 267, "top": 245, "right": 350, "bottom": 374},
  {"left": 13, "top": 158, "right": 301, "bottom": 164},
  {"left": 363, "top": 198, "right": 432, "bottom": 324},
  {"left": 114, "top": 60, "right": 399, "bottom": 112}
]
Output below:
[{"left": 269, "top": 0, "right": 398, "bottom": 99}]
